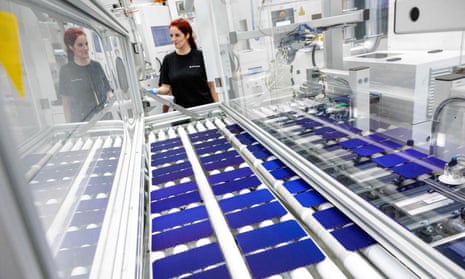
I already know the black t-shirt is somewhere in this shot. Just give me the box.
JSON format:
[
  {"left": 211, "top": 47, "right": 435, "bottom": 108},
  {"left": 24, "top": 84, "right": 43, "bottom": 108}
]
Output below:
[
  {"left": 59, "top": 60, "right": 110, "bottom": 122},
  {"left": 159, "top": 49, "right": 213, "bottom": 108}
]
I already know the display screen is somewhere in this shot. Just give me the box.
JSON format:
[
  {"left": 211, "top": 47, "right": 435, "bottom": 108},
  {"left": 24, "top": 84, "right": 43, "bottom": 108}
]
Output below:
[{"left": 151, "top": 26, "right": 171, "bottom": 47}]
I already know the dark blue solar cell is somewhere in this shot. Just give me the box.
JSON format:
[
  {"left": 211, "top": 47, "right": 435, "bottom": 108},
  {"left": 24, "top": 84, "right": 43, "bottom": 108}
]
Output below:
[
  {"left": 151, "top": 152, "right": 187, "bottom": 166},
  {"left": 183, "top": 265, "right": 231, "bottom": 279},
  {"left": 152, "top": 169, "right": 194, "bottom": 185},
  {"left": 246, "top": 239, "right": 325, "bottom": 278},
  {"left": 283, "top": 179, "right": 313, "bottom": 193},
  {"left": 226, "top": 124, "right": 244, "bottom": 134},
  {"left": 236, "top": 220, "right": 307, "bottom": 253},
  {"left": 295, "top": 191, "right": 327, "bottom": 207},
  {"left": 322, "top": 131, "right": 348, "bottom": 140},
  {"left": 208, "top": 167, "right": 254, "bottom": 185},
  {"left": 353, "top": 144, "right": 385, "bottom": 157},
  {"left": 331, "top": 224, "right": 376, "bottom": 251},
  {"left": 189, "top": 130, "right": 221, "bottom": 142},
  {"left": 313, "top": 126, "right": 335, "bottom": 135},
  {"left": 403, "top": 148, "right": 428, "bottom": 159},
  {"left": 366, "top": 133, "right": 387, "bottom": 142},
  {"left": 152, "top": 243, "right": 224, "bottom": 278},
  {"left": 423, "top": 156, "right": 446, "bottom": 169},
  {"left": 219, "top": 189, "right": 275, "bottom": 213},
  {"left": 236, "top": 133, "right": 256, "bottom": 145},
  {"left": 270, "top": 168, "right": 296, "bottom": 180},
  {"left": 151, "top": 138, "right": 182, "bottom": 152},
  {"left": 55, "top": 245, "right": 96, "bottom": 270},
  {"left": 77, "top": 198, "right": 109, "bottom": 212},
  {"left": 194, "top": 138, "right": 228, "bottom": 150},
  {"left": 212, "top": 176, "right": 261, "bottom": 196},
  {"left": 380, "top": 140, "right": 403, "bottom": 149},
  {"left": 151, "top": 190, "right": 201, "bottom": 213},
  {"left": 152, "top": 161, "right": 192, "bottom": 177},
  {"left": 262, "top": 159, "right": 285, "bottom": 171},
  {"left": 152, "top": 205, "right": 208, "bottom": 232},
  {"left": 203, "top": 156, "right": 245, "bottom": 171},
  {"left": 200, "top": 150, "right": 240, "bottom": 164},
  {"left": 392, "top": 162, "right": 432, "bottom": 179},
  {"left": 372, "top": 153, "right": 409, "bottom": 168},
  {"left": 61, "top": 228, "right": 101, "bottom": 249},
  {"left": 313, "top": 207, "right": 351, "bottom": 229},
  {"left": 150, "top": 181, "right": 197, "bottom": 202},
  {"left": 196, "top": 142, "right": 232, "bottom": 155},
  {"left": 338, "top": 123, "right": 363, "bottom": 134},
  {"left": 225, "top": 201, "right": 287, "bottom": 229},
  {"left": 70, "top": 210, "right": 106, "bottom": 226},
  {"left": 152, "top": 220, "right": 213, "bottom": 251},
  {"left": 339, "top": 138, "right": 369, "bottom": 149}
]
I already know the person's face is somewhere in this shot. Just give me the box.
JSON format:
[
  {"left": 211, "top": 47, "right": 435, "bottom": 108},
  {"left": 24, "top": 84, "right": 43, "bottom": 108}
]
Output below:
[
  {"left": 169, "top": 26, "right": 189, "bottom": 50},
  {"left": 70, "top": 34, "right": 89, "bottom": 60}
]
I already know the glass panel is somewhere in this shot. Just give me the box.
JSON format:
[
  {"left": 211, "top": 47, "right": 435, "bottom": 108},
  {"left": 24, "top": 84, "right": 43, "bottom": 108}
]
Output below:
[
  {"left": 0, "top": 1, "right": 139, "bottom": 278},
  {"left": 214, "top": 0, "right": 465, "bottom": 271}
]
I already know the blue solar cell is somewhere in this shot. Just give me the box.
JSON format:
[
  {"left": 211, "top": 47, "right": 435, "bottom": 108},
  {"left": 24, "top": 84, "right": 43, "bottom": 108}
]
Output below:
[
  {"left": 313, "top": 207, "right": 351, "bottom": 229},
  {"left": 322, "top": 131, "right": 348, "bottom": 140},
  {"left": 183, "top": 265, "right": 231, "bottom": 279},
  {"left": 152, "top": 169, "right": 194, "bottom": 185},
  {"left": 84, "top": 183, "right": 112, "bottom": 195},
  {"left": 212, "top": 176, "right": 261, "bottom": 196},
  {"left": 338, "top": 123, "right": 363, "bottom": 134},
  {"left": 404, "top": 148, "right": 428, "bottom": 159},
  {"left": 392, "top": 162, "right": 432, "bottom": 179},
  {"left": 151, "top": 138, "right": 182, "bottom": 152},
  {"left": 70, "top": 210, "right": 105, "bottom": 226},
  {"left": 152, "top": 220, "right": 213, "bottom": 251},
  {"left": 366, "top": 133, "right": 387, "bottom": 142},
  {"left": 61, "top": 228, "right": 101, "bottom": 249},
  {"left": 77, "top": 198, "right": 109, "bottom": 212},
  {"left": 204, "top": 156, "right": 245, "bottom": 171},
  {"left": 270, "top": 168, "right": 296, "bottom": 180},
  {"left": 151, "top": 152, "right": 187, "bottom": 166},
  {"left": 208, "top": 167, "right": 254, "bottom": 185},
  {"left": 219, "top": 189, "right": 275, "bottom": 213},
  {"left": 55, "top": 245, "right": 96, "bottom": 270},
  {"left": 247, "top": 144, "right": 272, "bottom": 159},
  {"left": 236, "top": 133, "right": 256, "bottom": 145},
  {"left": 200, "top": 150, "right": 241, "bottom": 164},
  {"left": 152, "top": 243, "right": 224, "bottom": 278},
  {"left": 194, "top": 138, "right": 228, "bottom": 150},
  {"left": 189, "top": 130, "right": 221, "bottom": 143},
  {"left": 150, "top": 181, "right": 197, "bottom": 201},
  {"left": 295, "top": 191, "right": 327, "bottom": 207},
  {"left": 151, "top": 191, "right": 201, "bottom": 213},
  {"left": 246, "top": 239, "right": 325, "bottom": 278},
  {"left": 225, "top": 201, "right": 287, "bottom": 229},
  {"left": 423, "top": 156, "right": 446, "bottom": 169},
  {"left": 85, "top": 176, "right": 114, "bottom": 186},
  {"left": 152, "top": 161, "right": 191, "bottom": 177},
  {"left": 226, "top": 124, "right": 244, "bottom": 134},
  {"left": 152, "top": 206, "right": 208, "bottom": 232},
  {"left": 236, "top": 220, "right": 307, "bottom": 253},
  {"left": 196, "top": 142, "right": 232, "bottom": 155},
  {"left": 353, "top": 144, "right": 385, "bottom": 157},
  {"left": 262, "top": 159, "right": 285, "bottom": 171},
  {"left": 151, "top": 147, "right": 185, "bottom": 159},
  {"left": 313, "top": 126, "right": 335, "bottom": 135},
  {"left": 380, "top": 140, "right": 403, "bottom": 149},
  {"left": 331, "top": 224, "right": 376, "bottom": 251},
  {"left": 372, "top": 153, "right": 410, "bottom": 168},
  {"left": 283, "top": 179, "right": 313, "bottom": 193},
  {"left": 339, "top": 138, "right": 369, "bottom": 149},
  {"left": 299, "top": 120, "right": 321, "bottom": 130}
]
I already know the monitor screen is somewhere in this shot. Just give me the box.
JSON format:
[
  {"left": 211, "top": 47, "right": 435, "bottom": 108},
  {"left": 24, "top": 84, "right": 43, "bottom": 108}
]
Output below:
[{"left": 151, "top": 26, "right": 171, "bottom": 47}]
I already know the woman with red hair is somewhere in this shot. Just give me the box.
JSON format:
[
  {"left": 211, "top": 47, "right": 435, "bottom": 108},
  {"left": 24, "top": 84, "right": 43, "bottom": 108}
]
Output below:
[
  {"left": 154, "top": 18, "right": 218, "bottom": 109},
  {"left": 59, "top": 27, "right": 112, "bottom": 122}
]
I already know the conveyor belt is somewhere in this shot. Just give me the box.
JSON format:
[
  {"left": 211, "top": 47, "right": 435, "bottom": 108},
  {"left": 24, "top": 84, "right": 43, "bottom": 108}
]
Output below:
[{"left": 148, "top": 119, "right": 416, "bottom": 279}]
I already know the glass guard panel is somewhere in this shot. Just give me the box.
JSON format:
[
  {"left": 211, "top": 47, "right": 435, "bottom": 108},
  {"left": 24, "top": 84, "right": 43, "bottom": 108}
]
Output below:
[{"left": 0, "top": 1, "right": 139, "bottom": 278}]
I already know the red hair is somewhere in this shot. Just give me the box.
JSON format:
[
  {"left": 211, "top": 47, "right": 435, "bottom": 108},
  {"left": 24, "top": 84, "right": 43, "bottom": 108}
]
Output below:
[
  {"left": 63, "top": 27, "right": 86, "bottom": 61},
  {"left": 169, "top": 18, "right": 197, "bottom": 50}
]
